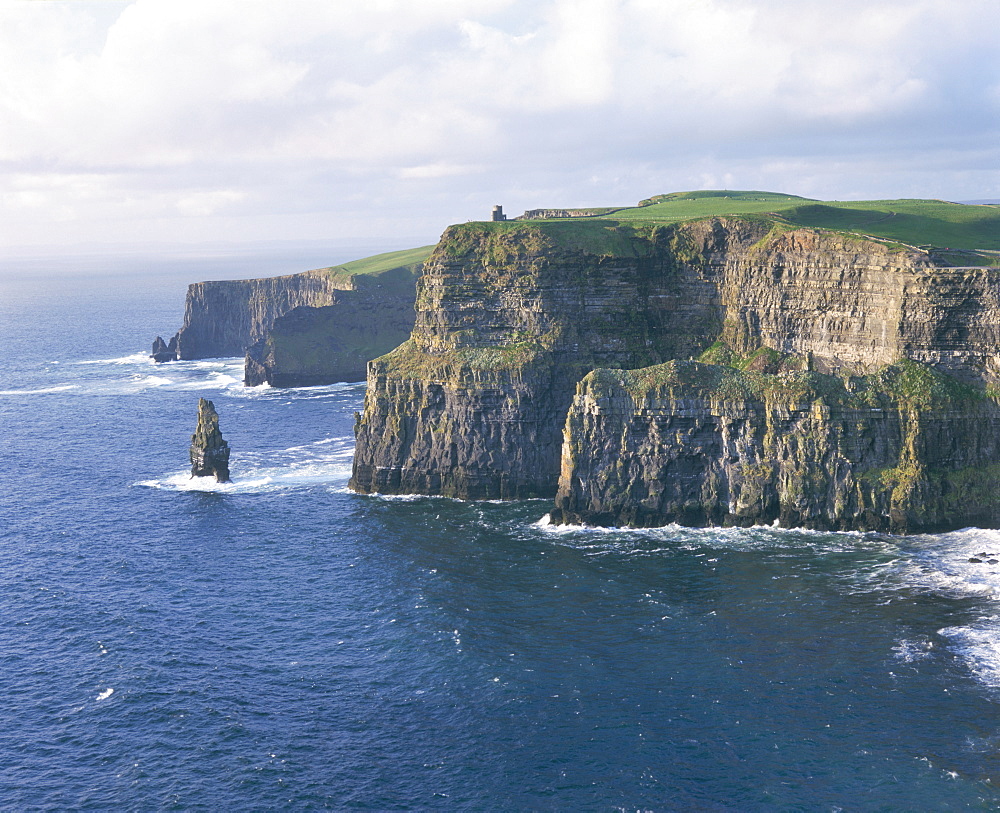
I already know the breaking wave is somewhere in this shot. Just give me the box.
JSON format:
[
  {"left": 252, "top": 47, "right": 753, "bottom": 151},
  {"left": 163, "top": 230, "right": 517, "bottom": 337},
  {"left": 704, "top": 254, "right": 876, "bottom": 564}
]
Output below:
[
  {"left": 136, "top": 435, "right": 356, "bottom": 495},
  {"left": 0, "top": 385, "right": 80, "bottom": 395},
  {"left": 12, "top": 351, "right": 364, "bottom": 399}
]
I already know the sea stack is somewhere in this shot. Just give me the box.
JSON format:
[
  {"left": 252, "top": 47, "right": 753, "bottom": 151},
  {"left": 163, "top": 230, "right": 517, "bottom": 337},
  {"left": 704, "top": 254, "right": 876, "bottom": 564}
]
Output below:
[
  {"left": 151, "top": 333, "right": 179, "bottom": 363},
  {"left": 190, "top": 398, "right": 231, "bottom": 482}
]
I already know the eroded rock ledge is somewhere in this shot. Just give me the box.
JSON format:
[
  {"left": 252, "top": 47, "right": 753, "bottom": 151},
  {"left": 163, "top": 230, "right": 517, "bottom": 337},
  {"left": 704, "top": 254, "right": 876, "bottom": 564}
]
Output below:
[{"left": 550, "top": 359, "right": 1000, "bottom": 534}]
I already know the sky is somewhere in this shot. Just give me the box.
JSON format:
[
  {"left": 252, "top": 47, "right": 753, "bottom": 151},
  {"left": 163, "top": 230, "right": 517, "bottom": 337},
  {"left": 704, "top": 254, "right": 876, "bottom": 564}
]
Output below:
[{"left": 1, "top": 0, "right": 998, "bottom": 258}]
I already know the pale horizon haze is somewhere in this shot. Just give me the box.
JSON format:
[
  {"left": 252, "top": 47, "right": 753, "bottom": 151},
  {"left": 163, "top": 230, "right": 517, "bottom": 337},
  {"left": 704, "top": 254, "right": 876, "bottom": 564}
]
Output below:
[{"left": 2, "top": 0, "right": 998, "bottom": 263}]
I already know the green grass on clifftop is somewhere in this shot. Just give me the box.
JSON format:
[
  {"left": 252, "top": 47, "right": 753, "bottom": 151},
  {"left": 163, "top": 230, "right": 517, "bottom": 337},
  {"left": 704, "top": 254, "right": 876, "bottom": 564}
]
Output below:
[
  {"left": 445, "top": 219, "right": 661, "bottom": 259},
  {"left": 318, "top": 245, "right": 435, "bottom": 285},
  {"left": 515, "top": 190, "right": 1000, "bottom": 256},
  {"left": 599, "top": 356, "right": 988, "bottom": 412}
]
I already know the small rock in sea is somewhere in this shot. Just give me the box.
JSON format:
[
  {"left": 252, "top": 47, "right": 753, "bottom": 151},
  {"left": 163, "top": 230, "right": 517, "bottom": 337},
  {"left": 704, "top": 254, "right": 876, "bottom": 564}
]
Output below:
[
  {"left": 151, "top": 333, "right": 179, "bottom": 363},
  {"left": 190, "top": 398, "right": 231, "bottom": 482},
  {"left": 969, "top": 557, "right": 984, "bottom": 563}
]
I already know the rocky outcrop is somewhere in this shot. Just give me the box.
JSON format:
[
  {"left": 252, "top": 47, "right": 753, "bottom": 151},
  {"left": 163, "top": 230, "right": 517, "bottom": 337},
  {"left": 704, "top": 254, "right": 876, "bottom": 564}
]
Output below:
[
  {"left": 351, "top": 221, "right": 718, "bottom": 499},
  {"left": 550, "top": 359, "right": 1000, "bottom": 533},
  {"left": 350, "top": 217, "right": 1000, "bottom": 518},
  {"left": 151, "top": 334, "right": 179, "bottom": 363},
  {"left": 243, "top": 266, "right": 418, "bottom": 387},
  {"left": 190, "top": 398, "right": 231, "bottom": 482}
]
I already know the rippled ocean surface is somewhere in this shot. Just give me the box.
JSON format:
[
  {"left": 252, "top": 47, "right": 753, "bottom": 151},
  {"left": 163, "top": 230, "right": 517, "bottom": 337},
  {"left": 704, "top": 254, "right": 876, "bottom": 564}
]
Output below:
[{"left": 5, "top": 263, "right": 1000, "bottom": 810}]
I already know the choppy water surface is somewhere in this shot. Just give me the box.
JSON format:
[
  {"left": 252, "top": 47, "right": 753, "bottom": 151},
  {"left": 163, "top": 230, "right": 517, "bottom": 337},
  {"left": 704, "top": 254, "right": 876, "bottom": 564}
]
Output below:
[{"left": 4, "top": 267, "right": 1000, "bottom": 809}]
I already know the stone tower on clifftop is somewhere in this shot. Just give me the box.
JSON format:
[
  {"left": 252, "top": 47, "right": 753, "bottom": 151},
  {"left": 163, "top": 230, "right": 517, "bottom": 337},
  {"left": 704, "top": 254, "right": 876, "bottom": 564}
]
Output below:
[{"left": 491, "top": 205, "right": 507, "bottom": 222}]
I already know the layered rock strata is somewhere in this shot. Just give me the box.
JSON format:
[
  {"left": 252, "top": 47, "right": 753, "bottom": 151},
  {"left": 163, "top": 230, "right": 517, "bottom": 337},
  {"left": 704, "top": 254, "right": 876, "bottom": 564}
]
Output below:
[
  {"left": 550, "top": 360, "right": 1000, "bottom": 533},
  {"left": 351, "top": 220, "right": 721, "bottom": 498},
  {"left": 173, "top": 269, "right": 353, "bottom": 360},
  {"left": 351, "top": 217, "right": 1000, "bottom": 519},
  {"left": 161, "top": 258, "right": 423, "bottom": 374},
  {"left": 190, "top": 398, "right": 231, "bottom": 482},
  {"left": 243, "top": 267, "right": 418, "bottom": 387}
]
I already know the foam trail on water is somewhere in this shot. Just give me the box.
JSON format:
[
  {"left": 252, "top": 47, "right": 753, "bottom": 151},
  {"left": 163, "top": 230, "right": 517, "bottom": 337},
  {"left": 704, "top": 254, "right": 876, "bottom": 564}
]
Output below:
[
  {"left": 876, "top": 528, "right": 1000, "bottom": 691},
  {"left": 27, "top": 351, "right": 366, "bottom": 399},
  {"left": 76, "top": 353, "right": 150, "bottom": 366},
  {"left": 0, "top": 385, "right": 80, "bottom": 395},
  {"left": 137, "top": 436, "right": 356, "bottom": 494}
]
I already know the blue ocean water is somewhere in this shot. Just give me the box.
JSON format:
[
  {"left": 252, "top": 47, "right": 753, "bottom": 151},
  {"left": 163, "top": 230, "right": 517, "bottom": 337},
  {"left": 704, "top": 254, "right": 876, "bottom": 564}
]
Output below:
[{"left": 4, "top": 262, "right": 1000, "bottom": 810}]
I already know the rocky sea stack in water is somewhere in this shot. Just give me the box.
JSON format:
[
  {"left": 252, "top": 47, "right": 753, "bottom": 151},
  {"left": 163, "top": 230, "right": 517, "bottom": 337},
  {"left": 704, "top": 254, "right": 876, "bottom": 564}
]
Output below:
[
  {"left": 190, "top": 398, "right": 231, "bottom": 482},
  {"left": 350, "top": 192, "right": 1000, "bottom": 533},
  {"left": 151, "top": 334, "right": 179, "bottom": 363}
]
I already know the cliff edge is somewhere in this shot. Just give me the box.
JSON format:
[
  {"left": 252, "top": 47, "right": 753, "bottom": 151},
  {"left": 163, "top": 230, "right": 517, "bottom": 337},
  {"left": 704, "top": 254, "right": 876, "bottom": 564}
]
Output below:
[{"left": 350, "top": 211, "right": 1000, "bottom": 531}]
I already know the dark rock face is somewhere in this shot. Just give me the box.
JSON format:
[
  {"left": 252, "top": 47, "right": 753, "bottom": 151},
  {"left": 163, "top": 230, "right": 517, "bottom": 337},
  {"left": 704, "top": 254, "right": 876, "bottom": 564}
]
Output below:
[
  {"left": 551, "top": 360, "right": 1000, "bottom": 534},
  {"left": 174, "top": 271, "right": 348, "bottom": 360},
  {"left": 190, "top": 398, "right": 231, "bottom": 482},
  {"left": 242, "top": 276, "right": 417, "bottom": 388},
  {"left": 352, "top": 345, "right": 588, "bottom": 499},
  {"left": 351, "top": 221, "right": 718, "bottom": 499},
  {"left": 153, "top": 258, "right": 423, "bottom": 389},
  {"left": 151, "top": 334, "right": 179, "bottom": 363},
  {"left": 350, "top": 217, "right": 1000, "bottom": 531}
]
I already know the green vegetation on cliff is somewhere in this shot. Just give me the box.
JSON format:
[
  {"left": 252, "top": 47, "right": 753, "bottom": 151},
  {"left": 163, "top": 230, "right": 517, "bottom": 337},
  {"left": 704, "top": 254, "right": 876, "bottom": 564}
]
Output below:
[
  {"left": 353, "top": 196, "right": 1000, "bottom": 522},
  {"left": 559, "top": 357, "right": 1000, "bottom": 532},
  {"left": 444, "top": 219, "right": 657, "bottom": 259},
  {"left": 608, "top": 356, "right": 989, "bottom": 411},
  {"left": 316, "top": 245, "right": 434, "bottom": 287},
  {"left": 522, "top": 190, "right": 1000, "bottom": 259}
]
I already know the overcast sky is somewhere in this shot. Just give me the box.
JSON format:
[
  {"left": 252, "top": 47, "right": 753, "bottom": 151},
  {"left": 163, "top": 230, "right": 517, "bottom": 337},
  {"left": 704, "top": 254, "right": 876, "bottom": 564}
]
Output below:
[{"left": 2, "top": 0, "right": 998, "bottom": 257}]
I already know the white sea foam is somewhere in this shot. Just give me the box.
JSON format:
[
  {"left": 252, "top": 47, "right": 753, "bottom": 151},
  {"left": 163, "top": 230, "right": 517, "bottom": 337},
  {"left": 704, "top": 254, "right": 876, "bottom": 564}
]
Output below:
[
  {"left": 138, "top": 375, "right": 174, "bottom": 387},
  {"left": 370, "top": 492, "right": 449, "bottom": 502},
  {"left": 892, "top": 636, "right": 936, "bottom": 663},
  {"left": 24, "top": 351, "right": 365, "bottom": 400},
  {"left": 0, "top": 384, "right": 80, "bottom": 395},
  {"left": 137, "top": 436, "right": 355, "bottom": 494},
  {"left": 533, "top": 515, "right": 871, "bottom": 559},
  {"left": 76, "top": 352, "right": 150, "bottom": 365},
  {"left": 891, "top": 528, "right": 1000, "bottom": 601},
  {"left": 939, "top": 621, "right": 1000, "bottom": 689},
  {"left": 871, "top": 528, "right": 1000, "bottom": 691},
  {"left": 96, "top": 688, "right": 114, "bottom": 701}
]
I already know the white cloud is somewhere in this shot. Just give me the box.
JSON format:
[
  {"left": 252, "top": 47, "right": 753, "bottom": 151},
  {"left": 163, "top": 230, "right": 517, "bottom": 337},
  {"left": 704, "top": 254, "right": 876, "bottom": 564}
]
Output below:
[
  {"left": 176, "top": 189, "right": 247, "bottom": 217},
  {"left": 0, "top": 0, "right": 997, "bottom": 253}
]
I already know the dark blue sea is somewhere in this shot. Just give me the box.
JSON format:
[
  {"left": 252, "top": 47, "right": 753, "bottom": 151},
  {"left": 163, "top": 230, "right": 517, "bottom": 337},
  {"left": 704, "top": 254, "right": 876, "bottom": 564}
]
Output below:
[{"left": 5, "top": 256, "right": 1000, "bottom": 810}]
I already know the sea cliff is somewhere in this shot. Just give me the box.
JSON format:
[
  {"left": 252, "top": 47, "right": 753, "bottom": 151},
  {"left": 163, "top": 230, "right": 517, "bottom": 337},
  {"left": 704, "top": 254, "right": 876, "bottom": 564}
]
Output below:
[
  {"left": 159, "top": 247, "right": 429, "bottom": 387},
  {"left": 352, "top": 219, "right": 718, "bottom": 499},
  {"left": 550, "top": 359, "right": 1000, "bottom": 533},
  {"left": 350, "top": 213, "right": 1000, "bottom": 531},
  {"left": 175, "top": 269, "right": 345, "bottom": 360},
  {"left": 243, "top": 266, "right": 419, "bottom": 387}
]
